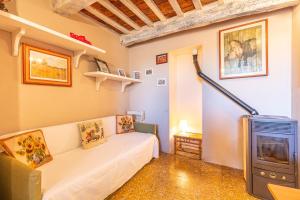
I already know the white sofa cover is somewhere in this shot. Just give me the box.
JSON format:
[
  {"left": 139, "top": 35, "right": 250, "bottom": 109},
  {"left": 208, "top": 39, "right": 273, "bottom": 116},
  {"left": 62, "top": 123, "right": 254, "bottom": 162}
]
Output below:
[{"left": 0, "top": 116, "right": 159, "bottom": 200}]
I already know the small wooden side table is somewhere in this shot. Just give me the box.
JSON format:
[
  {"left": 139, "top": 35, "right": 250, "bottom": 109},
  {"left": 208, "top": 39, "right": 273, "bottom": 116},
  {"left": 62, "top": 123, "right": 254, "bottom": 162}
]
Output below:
[{"left": 174, "top": 132, "right": 202, "bottom": 159}]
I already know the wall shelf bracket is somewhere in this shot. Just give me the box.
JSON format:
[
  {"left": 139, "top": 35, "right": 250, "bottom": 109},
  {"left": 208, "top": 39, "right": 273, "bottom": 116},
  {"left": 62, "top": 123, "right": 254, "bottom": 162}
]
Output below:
[
  {"left": 84, "top": 71, "right": 142, "bottom": 92},
  {"left": 95, "top": 77, "right": 108, "bottom": 91},
  {"left": 73, "top": 50, "right": 87, "bottom": 68},
  {"left": 121, "top": 81, "right": 132, "bottom": 93},
  {"left": 12, "top": 28, "right": 26, "bottom": 56},
  {"left": 0, "top": 10, "right": 106, "bottom": 62}
]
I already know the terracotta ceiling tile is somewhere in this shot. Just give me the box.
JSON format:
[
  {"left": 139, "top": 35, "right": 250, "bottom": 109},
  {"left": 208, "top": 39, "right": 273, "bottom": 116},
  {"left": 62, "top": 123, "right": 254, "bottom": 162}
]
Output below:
[
  {"left": 91, "top": 2, "right": 134, "bottom": 31},
  {"left": 130, "top": 0, "right": 160, "bottom": 22},
  {"left": 177, "top": 0, "right": 195, "bottom": 12},
  {"left": 153, "top": 0, "right": 177, "bottom": 18},
  {"left": 81, "top": 9, "right": 123, "bottom": 34},
  {"left": 201, "top": 0, "right": 218, "bottom": 6},
  {"left": 109, "top": 0, "right": 146, "bottom": 27}
]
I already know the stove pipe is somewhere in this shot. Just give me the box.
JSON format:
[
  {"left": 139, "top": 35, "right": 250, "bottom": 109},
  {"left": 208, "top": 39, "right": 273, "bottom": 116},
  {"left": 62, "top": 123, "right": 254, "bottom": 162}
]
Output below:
[{"left": 192, "top": 49, "right": 259, "bottom": 115}]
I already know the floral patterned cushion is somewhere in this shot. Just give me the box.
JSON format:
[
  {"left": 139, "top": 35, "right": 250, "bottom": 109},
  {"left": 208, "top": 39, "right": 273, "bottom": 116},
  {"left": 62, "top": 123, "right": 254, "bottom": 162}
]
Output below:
[
  {"left": 0, "top": 130, "right": 52, "bottom": 169},
  {"left": 116, "top": 115, "right": 135, "bottom": 134},
  {"left": 78, "top": 120, "right": 106, "bottom": 149}
]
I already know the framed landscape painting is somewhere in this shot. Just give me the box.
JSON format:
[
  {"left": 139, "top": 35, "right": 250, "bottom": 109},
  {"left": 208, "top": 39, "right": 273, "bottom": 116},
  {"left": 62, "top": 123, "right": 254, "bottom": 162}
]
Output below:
[
  {"left": 219, "top": 19, "right": 268, "bottom": 79},
  {"left": 23, "top": 44, "right": 72, "bottom": 87}
]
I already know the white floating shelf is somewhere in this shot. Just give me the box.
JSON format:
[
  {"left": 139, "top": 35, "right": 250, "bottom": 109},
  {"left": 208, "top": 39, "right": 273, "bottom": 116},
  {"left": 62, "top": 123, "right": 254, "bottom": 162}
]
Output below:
[
  {"left": 84, "top": 71, "right": 142, "bottom": 92},
  {"left": 0, "top": 11, "right": 106, "bottom": 68}
]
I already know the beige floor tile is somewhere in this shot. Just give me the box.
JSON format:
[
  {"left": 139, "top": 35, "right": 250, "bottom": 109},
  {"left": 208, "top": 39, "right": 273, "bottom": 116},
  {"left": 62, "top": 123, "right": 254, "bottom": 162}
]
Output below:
[{"left": 107, "top": 153, "right": 257, "bottom": 200}]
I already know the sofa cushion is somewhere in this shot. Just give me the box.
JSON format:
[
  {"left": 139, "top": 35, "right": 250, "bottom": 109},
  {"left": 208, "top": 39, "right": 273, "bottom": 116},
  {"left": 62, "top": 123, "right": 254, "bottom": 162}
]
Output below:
[
  {"left": 116, "top": 115, "right": 134, "bottom": 134},
  {"left": 38, "top": 132, "right": 159, "bottom": 200},
  {"left": 97, "top": 116, "right": 116, "bottom": 137},
  {"left": 0, "top": 130, "right": 52, "bottom": 169},
  {"left": 78, "top": 120, "right": 106, "bottom": 149},
  {"left": 41, "top": 122, "right": 82, "bottom": 156},
  {"left": 0, "top": 116, "right": 118, "bottom": 156},
  {"left": 44, "top": 116, "right": 117, "bottom": 155}
]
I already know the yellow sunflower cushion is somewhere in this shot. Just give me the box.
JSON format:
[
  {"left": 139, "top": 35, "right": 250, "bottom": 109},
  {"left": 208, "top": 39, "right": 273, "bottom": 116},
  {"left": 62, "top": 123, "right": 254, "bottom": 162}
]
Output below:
[
  {"left": 116, "top": 115, "right": 135, "bottom": 134},
  {"left": 0, "top": 130, "right": 52, "bottom": 169},
  {"left": 78, "top": 120, "right": 106, "bottom": 149}
]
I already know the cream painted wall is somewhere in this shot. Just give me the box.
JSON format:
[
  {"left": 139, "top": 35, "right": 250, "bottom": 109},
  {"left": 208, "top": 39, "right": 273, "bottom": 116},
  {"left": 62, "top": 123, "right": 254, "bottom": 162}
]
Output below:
[
  {"left": 0, "top": 0, "right": 129, "bottom": 133},
  {"left": 292, "top": 4, "right": 300, "bottom": 183},
  {"left": 128, "top": 9, "right": 293, "bottom": 169},
  {"left": 128, "top": 51, "right": 169, "bottom": 152},
  {"left": 169, "top": 46, "right": 202, "bottom": 152},
  {"left": 0, "top": 30, "right": 19, "bottom": 133}
]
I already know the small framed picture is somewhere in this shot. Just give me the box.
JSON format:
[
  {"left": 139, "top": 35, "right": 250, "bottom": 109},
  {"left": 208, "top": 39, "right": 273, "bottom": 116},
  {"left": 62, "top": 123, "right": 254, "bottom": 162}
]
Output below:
[
  {"left": 156, "top": 53, "right": 168, "bottom": 65},
  {"left": 145, "top": 68, "right": 153, "bottom": 76},
  {"left": 157, "top": 78, "right": 167, "bottom": 86},
  {"left": 117, "top": 68, "right": 126, "bottom": 77},
  {"left": 95, "top": 58, "right": 110, "bottom": 73},
  {"left": 132, "top": 71, "right": 141, "bottom": 79}
]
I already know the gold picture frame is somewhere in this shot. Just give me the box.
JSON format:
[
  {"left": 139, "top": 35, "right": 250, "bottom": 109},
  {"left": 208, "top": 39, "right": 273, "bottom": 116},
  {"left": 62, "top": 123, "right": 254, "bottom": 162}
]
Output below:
[
  {"left": 219, "top": 19, "right": 268, "bottom": 79},
  {"left": 23, "top": 44, "right": 72, "bottom": 87}
]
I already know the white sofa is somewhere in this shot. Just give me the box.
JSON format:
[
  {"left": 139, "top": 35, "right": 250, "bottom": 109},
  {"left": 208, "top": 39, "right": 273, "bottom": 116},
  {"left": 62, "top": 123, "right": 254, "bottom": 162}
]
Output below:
[{"left": 0, "top": 116, "right": 159, "bottom": 200}]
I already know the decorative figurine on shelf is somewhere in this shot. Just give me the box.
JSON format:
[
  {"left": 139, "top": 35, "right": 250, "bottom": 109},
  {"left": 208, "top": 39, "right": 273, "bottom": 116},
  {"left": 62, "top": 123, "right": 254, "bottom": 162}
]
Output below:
[
  {"left": 0, "top": 0, "right": 11, "bottom": 12},
  {"left": 94, "top": 58, "right": 110, "bottom": 73},
  {"left": 69, "top": 32, "right": 92, "bottom": 45}
]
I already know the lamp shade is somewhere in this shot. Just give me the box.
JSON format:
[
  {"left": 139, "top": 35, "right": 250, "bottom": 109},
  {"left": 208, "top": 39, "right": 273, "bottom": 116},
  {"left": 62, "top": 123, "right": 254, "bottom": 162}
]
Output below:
[{"left": 179, "top": 120, "right": 188, "bottom": 133}]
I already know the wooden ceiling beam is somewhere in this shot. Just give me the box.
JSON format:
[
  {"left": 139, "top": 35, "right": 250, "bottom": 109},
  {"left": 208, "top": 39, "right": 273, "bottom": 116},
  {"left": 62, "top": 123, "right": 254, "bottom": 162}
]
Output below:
[
  {"left": 85, "top": 7, "right": 130, "bottom": 34},
  {"left": 119, "top": 0, "right": 154, "bottom": 26},
  {"left": 168, "top": 0, "right": 184, "bottom": 16},
  {"left": 52, "top": 0, "right": 97, "bottom": 15},
  {"left": 121, "top": 0, "right": 299, "bottom": 46},
  {"left": 144, "top": 0, "right": 167, "bottom": 21},
  {"left": 77, "top": 12, "right": 121, "bottom": 34},
  {"left": 97, "top": 0, "right": 141, "bottom": 30},
  {"left": 218, "top": 0, "right": 224, "bottom": 4},
  {"left": 78, "top": 12, "right": 106, "bottom": 27},
  {"left": 192, "top": 0, "right": 203, "bottom": 10}
]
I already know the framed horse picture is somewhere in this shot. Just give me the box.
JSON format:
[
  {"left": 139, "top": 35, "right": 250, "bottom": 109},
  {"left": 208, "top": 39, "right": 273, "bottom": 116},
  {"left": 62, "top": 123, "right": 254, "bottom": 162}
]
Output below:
[
  {"left": 219, "top": 19, "right": 268, "bottom": 79},
  {"left": 156, "top": 53, "right": 168, "bottom": 65}
]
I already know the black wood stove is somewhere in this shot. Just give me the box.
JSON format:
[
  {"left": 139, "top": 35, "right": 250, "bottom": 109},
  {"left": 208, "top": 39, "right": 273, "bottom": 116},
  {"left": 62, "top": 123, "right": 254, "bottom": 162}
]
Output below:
[{"left": 192, "top": 50, "right": 298, "bottom": 200}]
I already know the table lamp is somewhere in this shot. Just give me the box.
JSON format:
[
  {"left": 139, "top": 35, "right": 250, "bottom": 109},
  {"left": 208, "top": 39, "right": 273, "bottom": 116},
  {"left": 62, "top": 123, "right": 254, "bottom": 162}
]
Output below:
[{"left": 179, "top": 120, "right": 188, "bottom": 134}]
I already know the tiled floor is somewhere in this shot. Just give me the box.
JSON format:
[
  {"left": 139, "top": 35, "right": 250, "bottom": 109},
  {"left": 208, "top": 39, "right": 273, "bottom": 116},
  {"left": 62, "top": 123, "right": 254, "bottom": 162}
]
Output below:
[{"left": 107, "top": 153, "right": 257, "bottom": 200}]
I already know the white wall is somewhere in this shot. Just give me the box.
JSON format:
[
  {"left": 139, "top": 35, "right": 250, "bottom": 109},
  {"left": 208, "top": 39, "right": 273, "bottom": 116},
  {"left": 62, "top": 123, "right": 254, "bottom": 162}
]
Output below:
[
  {"left": 128, "top": 9, "right": 293, "bottom": 169},
  {"left": 292, "top": 4, "right": 300, "bottom": 183},
  {"left": 128, "top": 50, "right": 169, "bottom": 152},
  {"left": 169, "top": 46, "right": 202, "bottom": 152}
]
